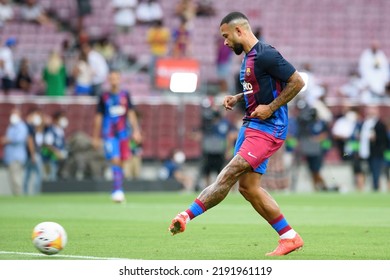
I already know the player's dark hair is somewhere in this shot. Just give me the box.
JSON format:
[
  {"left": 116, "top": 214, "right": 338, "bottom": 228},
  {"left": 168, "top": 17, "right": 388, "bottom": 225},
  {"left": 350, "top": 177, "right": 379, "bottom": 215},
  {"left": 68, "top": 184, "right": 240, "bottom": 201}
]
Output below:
[
  {"left": 109, "top": 67, "right": 121, "bottom": 74},
  {"left": 220, "top": 12, "right": 249, "bottom": 26}
]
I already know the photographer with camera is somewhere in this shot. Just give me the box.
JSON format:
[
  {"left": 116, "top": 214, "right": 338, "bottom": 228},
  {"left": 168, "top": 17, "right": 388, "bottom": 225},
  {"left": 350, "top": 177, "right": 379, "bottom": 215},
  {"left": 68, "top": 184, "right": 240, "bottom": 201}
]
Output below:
[{"left": 296, "top": 101, "right": 336, "bottom": 192}]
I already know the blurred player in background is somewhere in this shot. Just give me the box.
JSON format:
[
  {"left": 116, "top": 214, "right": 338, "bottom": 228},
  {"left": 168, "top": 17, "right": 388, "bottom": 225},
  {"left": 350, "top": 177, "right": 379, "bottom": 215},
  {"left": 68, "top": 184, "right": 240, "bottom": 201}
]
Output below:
[
  {"left": 169, "top": 12, "right": 305, "bottom": 256},
  {"left": 92, "top": 69, "right": 142, "bottom": 202}
]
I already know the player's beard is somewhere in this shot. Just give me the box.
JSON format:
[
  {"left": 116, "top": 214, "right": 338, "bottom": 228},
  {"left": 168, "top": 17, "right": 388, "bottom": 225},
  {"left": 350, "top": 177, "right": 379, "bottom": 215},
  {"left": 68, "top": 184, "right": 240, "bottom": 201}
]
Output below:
[{"left": 232, "top": 42, "right": 244, "bottom": 55}]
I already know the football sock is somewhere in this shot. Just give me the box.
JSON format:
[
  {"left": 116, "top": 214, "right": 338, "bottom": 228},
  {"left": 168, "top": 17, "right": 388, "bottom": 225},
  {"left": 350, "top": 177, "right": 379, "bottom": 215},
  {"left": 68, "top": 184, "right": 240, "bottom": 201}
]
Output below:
[
  {"left": 269, "top": 214, "right": 297, "bottom": 239},
  {"left": 182, "top": 199, "right": 207, "bottom": 223},
  {"left": 112, "top": 165, "right": 124, "bottom": 192}
]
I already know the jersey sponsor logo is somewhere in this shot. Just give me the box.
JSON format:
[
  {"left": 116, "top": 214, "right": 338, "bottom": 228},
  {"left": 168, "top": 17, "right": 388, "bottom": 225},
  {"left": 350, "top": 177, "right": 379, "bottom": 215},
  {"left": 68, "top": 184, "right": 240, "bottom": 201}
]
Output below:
[
  {"left": 109, "top": 105, "right": 126, "bottom": 117},
  {"left": 247, "top": 151, "right": 257, "bottom": 159},
  {"left": 242, "top": 81, "right": 253, "bottom": 94}
]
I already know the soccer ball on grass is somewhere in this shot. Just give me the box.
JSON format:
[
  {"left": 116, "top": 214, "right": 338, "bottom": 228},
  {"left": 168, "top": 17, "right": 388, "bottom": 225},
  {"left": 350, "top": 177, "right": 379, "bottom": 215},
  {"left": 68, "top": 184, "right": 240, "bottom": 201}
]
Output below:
[{"left": 32, "top": 222, "right": 67, "bottom": 255}]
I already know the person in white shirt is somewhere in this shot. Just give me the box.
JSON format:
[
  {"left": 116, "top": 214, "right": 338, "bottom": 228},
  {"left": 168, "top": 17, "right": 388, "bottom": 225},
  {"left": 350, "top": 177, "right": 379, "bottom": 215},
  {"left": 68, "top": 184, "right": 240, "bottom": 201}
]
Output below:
[
  {"left": 0, "top": 0, "right": 14, "bottom": 27},
  {"left": 299, "top": 63, "right": 326, "bottom": 107},
  {"left": 338, "top": 69, "right": 371, "bottom": 104},
  {"left": 112, "top": 0, "right": 137, "bottom": 33},
  {"left": 135, "top": 0, "right": 163, "bottom": 24},
  {"left": 80, "top": 42, "right": 109, "bottom": 96},
  {"left": 73, "top": 52, "right": 94, "bottom": 95},
  {"left": 358, "top": 40, "right": 390, "bottom": 100},
  {"left": 20, "top": 0, "right": 51, "bottom": 25},
  {"left": 1, "top": 108, "right": 29, "bottom": 195},
  {"left": 0, "top": 37, "right": 16, "bottom": 95}
]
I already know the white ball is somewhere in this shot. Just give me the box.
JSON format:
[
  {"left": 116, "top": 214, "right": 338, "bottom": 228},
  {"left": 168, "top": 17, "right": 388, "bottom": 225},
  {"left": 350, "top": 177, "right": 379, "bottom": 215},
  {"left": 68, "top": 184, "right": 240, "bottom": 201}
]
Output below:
[{"left": 32, "top": 222, "right": 67, "bottom": 255}]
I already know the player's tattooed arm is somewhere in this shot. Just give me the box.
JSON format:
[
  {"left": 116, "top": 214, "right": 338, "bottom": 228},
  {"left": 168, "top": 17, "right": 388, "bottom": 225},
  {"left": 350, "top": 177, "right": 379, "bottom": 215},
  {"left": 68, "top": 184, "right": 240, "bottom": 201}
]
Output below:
[
  {"left": 250, "top": 71, "right": 304, "bottom": 120},
  {"left": 268, "top": 71, "right": 305, "bottom": 113},
  {"left": 198, "top": 155, "right": 251, "bottom": 209},
  {"left": 223, "top": 92, "right": 244, "bottom": 110}
]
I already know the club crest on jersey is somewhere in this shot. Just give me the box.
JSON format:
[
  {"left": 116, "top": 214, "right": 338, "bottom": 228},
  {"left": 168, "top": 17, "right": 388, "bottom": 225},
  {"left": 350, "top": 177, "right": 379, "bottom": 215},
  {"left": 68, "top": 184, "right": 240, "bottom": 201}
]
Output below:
[{"left": 246, "top": 67, "right": 251, "bottom": 76}]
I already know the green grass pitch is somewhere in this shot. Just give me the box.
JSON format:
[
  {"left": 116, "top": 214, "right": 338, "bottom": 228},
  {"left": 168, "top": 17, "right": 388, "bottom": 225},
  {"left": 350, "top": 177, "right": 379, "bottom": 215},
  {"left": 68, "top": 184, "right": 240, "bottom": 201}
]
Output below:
[{"left": 0, "top": 191, "right": 389, "bottom": 260}]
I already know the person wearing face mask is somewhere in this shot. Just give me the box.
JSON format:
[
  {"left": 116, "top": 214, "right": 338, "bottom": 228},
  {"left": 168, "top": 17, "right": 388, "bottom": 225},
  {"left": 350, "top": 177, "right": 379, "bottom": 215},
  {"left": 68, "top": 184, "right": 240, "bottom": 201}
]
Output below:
[
  {"left": 23, "top": 108, "right": 46, "bottom": 195},
  {"left": 1, "top": 108, "right": 28, "bottom": 195},
  {"left": 41, "top": 111, "right": 68, "bottom": 181}
]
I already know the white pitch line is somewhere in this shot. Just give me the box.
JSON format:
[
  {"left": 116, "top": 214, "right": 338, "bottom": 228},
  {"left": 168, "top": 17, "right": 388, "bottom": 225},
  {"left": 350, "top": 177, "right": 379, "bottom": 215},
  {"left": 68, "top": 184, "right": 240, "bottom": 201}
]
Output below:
[{"left": 0, "top": 251, "right": 136, "bottom": 260}]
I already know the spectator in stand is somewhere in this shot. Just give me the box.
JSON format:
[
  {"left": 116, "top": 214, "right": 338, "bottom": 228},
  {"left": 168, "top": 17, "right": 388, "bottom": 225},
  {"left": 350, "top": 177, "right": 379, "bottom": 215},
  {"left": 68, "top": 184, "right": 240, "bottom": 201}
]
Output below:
[
  {"left": 146, "top": 19, "right": 170, "bottom": 87},
  {"left": 216, "top": 36, "right": 233, "bottom": 91},
  {"left": 359, "top": 106, "right": 389, "bottom": 192},
  {"left": 23, "top": 108, "right": 46, "bottom": 195},
  {"left": 337, "top": 69, "right": 370, "bottom": 104},
  {"left": 94, "top": 37, "right": 116, "bottom": 67},
  {"left": 300, "top": 62, "right": 327, "bottom": 107},
  {"left": 72, "top": 52, "right": 93, "bottom": 95},
  {"left": 76, "top": 28, "right": 90, "bottom": 48},
  {"left": 196, "top": 0, "right": 215, "bottom": 17},
  {"left": 112, "top": 0, "right": 137, "bottom": 34},
  {"left": 60, "top": 38, "right": 79, "bottom": 87},
  {"left": 358, "top": 40, "right": 389, "bottom": 101},
  {"left": 172, "top": 17, "right": 191, "bottom": 58},
  {"left": 80, "top": 42, "right": 109, "bottom": 96},
  {"left": 174, "top": 0, "right": 196, "bottom": 23},
  {"left": 16, "top": 58, "right": 33, "bottom": 94},
  {"left": 20, "top": 0, "right": 52, "bottom": 25},
  {"left": 1, "top": 108, "right": 28, "bottom": 196},
  {"left": 0, "top": 37, "right": 16, "bottom": 96},
  {"left": 0, "top": 0, "right": 14, "bottom": 28},
  {"left": 76, "top": 0, "right": 92, "bottom": 34},
  {"left": 135, "top": 0, "right": 163, "bottom": 25},
  {"left": 41, "top": 111, "right": 69, "bottom": 181},
  {"left": 42, "top": 51, "right": 67, "bottom": 96}
]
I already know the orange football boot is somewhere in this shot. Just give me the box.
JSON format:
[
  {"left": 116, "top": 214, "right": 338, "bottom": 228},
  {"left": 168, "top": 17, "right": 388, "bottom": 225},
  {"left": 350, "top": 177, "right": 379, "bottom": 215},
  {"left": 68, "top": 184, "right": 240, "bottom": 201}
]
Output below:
[
  {"left": 169, "top": 212, "right": 189, "bottom": 235},
  {"left": 266, "top": 233, "right": 304, "bottom": 256}
]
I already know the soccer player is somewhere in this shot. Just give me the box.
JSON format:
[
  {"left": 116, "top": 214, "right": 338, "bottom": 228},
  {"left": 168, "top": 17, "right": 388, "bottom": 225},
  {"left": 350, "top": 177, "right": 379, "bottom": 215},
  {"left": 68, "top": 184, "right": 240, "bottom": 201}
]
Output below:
[
  {"left": 92, "top": 69, "right": 142, "bottom": 202},
  {"left": 169, "top": 12, "right": 305, "bottom": 256}
]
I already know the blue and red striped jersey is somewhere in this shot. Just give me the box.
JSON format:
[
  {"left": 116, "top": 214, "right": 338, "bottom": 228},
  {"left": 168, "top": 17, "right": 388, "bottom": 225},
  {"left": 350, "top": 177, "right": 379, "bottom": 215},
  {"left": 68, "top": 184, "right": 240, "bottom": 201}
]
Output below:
[
  {"left": 97, "top": 90, "right": 133, "bottom": 139},
  {"left": 239, "top": 42, "right": 296, "bottom": 139}
]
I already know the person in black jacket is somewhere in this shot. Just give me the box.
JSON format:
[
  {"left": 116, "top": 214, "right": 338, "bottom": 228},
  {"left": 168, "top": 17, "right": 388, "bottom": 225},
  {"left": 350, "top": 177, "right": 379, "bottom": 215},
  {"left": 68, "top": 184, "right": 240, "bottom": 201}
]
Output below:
[{"left": 359, "top": 106, "right": 389, "bottom": 191}]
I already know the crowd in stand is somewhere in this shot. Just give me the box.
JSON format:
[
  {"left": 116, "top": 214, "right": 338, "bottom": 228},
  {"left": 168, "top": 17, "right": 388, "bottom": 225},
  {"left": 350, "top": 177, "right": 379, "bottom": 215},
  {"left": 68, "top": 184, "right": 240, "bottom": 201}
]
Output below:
[
  {"left": 0, "top": 0, "right": 218, "bottom": 97},
  {"left": 0, "top": 0, "right": 390, "bottom": 195}
]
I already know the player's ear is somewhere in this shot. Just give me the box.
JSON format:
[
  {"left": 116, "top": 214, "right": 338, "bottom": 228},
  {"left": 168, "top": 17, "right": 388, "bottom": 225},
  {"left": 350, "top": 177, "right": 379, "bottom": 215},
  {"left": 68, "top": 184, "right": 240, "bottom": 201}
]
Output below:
[{"left": 235, "top": 25, "right": 243, "bottom": 36}]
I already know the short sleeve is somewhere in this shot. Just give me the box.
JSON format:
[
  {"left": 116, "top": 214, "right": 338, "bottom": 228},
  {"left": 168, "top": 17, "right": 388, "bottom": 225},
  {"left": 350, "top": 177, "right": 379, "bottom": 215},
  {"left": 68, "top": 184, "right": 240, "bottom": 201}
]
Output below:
[{"left": 258, "top": 46, "right": 296, "bottom": 82}]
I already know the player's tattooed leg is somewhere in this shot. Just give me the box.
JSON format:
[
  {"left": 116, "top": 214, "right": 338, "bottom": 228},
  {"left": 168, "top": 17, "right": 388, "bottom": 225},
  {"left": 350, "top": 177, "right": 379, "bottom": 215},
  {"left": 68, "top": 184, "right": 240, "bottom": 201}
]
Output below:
[{"left": 197, "top": 155, "right": 251, "bottom": 209}]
